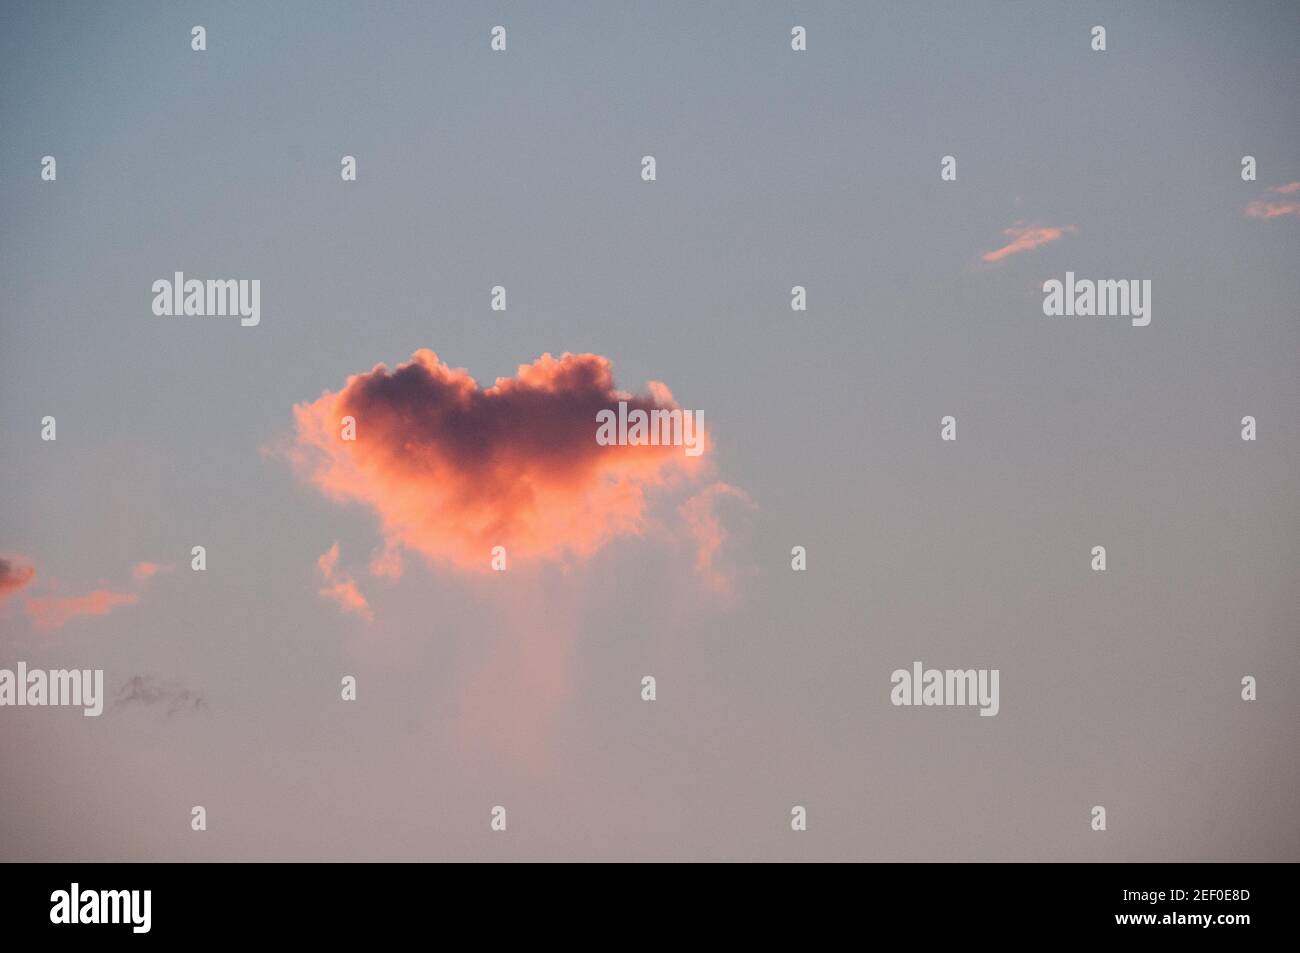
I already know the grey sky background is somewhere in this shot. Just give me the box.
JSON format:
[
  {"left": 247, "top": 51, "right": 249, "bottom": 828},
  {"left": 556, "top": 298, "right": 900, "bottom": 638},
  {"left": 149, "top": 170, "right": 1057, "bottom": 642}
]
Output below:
[{"left": 1, "top": 1, "right": 1297, "bottom": 860}]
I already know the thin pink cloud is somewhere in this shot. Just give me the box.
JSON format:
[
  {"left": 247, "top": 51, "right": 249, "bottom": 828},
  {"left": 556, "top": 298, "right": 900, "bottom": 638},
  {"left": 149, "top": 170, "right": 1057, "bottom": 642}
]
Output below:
[
  {"left": 679, "top": 482, "right": 755, "bottom": 599},
  {"left": 317, "top": 543, "right": 372, "bottom": 621},
  {"left": 26, "top": 589, "right": 139, "bottom": 630},
  {"left": 981, "top": 223, "right": 1076, "bottom": 263},
  {"left": 132, "top": 561, "right": 173, "bottom": 583},
  {"left": 1245, "top": 200, "right": 1300, "bottom": 219},
  {"left": 12, "top": 556, "right": 167, "bottom": 629},
  {"left": 1243, "top": 182, "right": 1300, "bottom": 219},
  {"left": 368, "top": 542, "right": 403, "bottom": 579}
]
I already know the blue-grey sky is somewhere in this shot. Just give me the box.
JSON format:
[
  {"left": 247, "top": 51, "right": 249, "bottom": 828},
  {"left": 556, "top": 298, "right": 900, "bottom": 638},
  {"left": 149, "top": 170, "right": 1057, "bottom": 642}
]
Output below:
[{"left": 1, "top": 1, "right": 1297, "bottom": 860}]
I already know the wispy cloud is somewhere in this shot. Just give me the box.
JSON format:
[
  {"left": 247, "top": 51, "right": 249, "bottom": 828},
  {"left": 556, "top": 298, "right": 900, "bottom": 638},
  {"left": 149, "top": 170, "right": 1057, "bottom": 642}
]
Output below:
[
  {"left": 679, "top": 482, "right": 756, "bottom": 599},
  {"left": 1244, "top": 181, "right": 1300, "bottom": 219},
  {"left": 981, "top": 223, "right": 1076, "bottom": 263},
  {"left": 317, "top": 542, "right": 372, "bottom": 620},
  {"left": 115, "top": 675, "right": 206, "bottom": 715},
  {"left": 131, "top": 561, "right": 173, "bottom": 583},
  {"left": 367, "top": 541, "right": 403, "bottom": 580},
  {"left": 14, "top": 555, "right": 169, "bottom": 629},
  {"left": 27, "top": 589, "right": 139, "bottom": 629},
  {"left": 1244, "top": 200, "right": 1299, "bottom": 219}
]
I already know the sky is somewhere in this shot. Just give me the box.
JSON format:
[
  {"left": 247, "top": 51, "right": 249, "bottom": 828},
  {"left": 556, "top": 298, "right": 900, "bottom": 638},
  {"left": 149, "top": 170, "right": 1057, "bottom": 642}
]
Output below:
[{"left": 1, "top": 0, "right": 1297, "bottom": 861}]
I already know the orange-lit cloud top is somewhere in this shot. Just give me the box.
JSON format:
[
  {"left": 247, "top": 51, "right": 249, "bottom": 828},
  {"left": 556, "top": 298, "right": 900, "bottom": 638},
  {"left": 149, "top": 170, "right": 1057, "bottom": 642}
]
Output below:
[
  {"left": 27, "top": 589, "right": 139, "bottom": 630},
  {"left": 981, "top": 223, "right": 1076, "bottom": 263},
  {"left": 0, "top": 556, "right": 35, "bottom": 603},
  {"left": 290, "top": 350, "right": 712, "bottom": 573}
]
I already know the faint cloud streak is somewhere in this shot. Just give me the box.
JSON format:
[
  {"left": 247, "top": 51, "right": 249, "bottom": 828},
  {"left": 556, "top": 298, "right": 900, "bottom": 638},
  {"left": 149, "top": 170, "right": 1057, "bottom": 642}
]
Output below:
[{"left": 981, "top": 223, "right": 1076, "bottom": 263}]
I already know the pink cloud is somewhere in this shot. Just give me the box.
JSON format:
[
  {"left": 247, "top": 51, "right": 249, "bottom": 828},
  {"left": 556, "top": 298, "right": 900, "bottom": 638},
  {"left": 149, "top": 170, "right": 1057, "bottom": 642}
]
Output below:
[
  {"left": 317, "top": 542, "right": 372, "bottom": 621},
  {"left": 368, "top": 542, "right": 403, "bottom": 579},
  {"left": 1245, "top": 200, "right": 1300, "bottom": 219},
  {"left": 287, "top": 349, "right": 712, "bottom": 574},
  {"left": 1243, "top": 182, "right": 1300, "bottom": 219},
  {"left": 679, "top": 482, "right": 755, "bottom": 599},
  {"left": 0, "top": 556, "right": 36, "bottom": 604},
  {"left": 132, "top": 561, "right": 173, "bottom": 583},
  {"left": 981, "top": 223, "right": 1076, "bottom": 263},
  {"left": 26, "top": 589, "right": 139, "bottom": 630},
  {"left": 282, "top": 352, "right": 752, "bottom": 753},
  {"left": 9, "top": 556, "right": 168, "bottom": 629}
]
